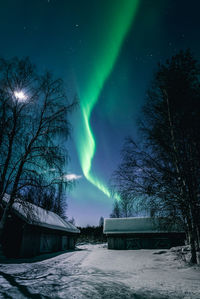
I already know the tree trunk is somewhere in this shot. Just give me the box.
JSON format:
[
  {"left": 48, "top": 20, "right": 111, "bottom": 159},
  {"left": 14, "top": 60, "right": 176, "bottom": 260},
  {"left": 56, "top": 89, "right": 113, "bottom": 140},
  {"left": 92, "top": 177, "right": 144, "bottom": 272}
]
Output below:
[
  {"left": 0, "top": 197, "right": 14, "bottom": 242},
  {"left": 197, "top": 226, "right": 200, "bottom": 251},
  {"left": 188, "top": 222, "right": 197, "bottom": 264},
  {"left": 190, "top": 232, "right": 197, "bottom": 264},
  {"left": 0, "top": 159, "right": 23, "bottom": 244},
  {"left": 0, "top": 126, "right": 37, "bottom": 242},
  {"left": 0, "top": 110, "right": 17, "bottom": 202}
]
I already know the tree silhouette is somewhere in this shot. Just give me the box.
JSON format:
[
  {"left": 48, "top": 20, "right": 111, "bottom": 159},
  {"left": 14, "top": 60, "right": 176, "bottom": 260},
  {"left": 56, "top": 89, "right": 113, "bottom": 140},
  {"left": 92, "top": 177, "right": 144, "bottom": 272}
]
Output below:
[
  {"left": 113, "top": 50, "right": 200, "bottom": 263},
  {"left": 0, "top": 57, "right": 77, "bottom": 240}
]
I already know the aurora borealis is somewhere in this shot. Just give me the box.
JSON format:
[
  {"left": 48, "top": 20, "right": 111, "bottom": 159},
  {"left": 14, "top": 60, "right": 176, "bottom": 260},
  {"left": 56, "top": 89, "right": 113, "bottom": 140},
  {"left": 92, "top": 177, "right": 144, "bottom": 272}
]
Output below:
[
  {"left": 1, "top": 0, "right": 200, "bottom": 225},
  {"left": 76, "top": 1, "right": 139, "bottom": 199}
]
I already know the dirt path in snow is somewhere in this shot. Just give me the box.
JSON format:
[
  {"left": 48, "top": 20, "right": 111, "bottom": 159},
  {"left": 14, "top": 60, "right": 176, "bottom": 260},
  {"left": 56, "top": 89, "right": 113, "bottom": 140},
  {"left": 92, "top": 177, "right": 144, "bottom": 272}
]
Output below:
[{"left": 0, "top": 244, "right": 199, "bottom": 298}]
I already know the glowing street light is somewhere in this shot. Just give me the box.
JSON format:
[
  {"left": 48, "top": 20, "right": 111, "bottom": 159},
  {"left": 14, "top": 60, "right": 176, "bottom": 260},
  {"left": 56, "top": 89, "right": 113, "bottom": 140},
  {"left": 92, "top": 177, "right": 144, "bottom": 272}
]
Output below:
[{"left": 14, "top": 90, "right": 27, "bottom": 102}]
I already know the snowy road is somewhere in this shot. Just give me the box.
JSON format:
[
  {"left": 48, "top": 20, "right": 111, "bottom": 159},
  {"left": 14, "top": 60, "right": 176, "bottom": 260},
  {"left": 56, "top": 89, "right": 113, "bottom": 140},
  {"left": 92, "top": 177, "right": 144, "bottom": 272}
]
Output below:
[{"left": 0, "top": 244, "right": 200, "bottom": 298}]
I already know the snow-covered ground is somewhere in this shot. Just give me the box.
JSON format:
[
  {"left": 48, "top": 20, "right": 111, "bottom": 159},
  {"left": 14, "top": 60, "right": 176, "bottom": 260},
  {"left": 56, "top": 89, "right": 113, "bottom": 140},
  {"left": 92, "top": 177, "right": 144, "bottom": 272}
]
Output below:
[{"left": 0, "top": 244, "right": 199, "bottom": 298}]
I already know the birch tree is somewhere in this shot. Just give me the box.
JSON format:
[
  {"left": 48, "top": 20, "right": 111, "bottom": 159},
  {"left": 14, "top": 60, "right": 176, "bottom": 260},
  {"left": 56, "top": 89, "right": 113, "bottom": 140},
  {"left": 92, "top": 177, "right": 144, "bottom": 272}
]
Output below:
[
  {"left": 113, "top": 50, "right": 200, "bottom": 263},
  {"left": 0, "top": 57, "right": 77, "bottom": 240}
]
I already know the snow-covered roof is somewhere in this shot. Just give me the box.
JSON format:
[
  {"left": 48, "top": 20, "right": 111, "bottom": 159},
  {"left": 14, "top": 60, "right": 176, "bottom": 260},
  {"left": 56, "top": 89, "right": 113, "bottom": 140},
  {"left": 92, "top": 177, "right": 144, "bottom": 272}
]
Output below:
[
  {"left": 3, "top": 194, "right": 80, "bottom": 234},
  {"left": 103, "top": 217, "right": 183, "bottom": 234}
]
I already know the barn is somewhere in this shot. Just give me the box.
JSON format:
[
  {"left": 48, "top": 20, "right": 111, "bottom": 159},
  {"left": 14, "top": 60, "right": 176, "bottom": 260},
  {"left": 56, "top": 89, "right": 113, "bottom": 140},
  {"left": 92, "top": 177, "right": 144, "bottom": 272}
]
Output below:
[
  {"left": 103, "top": 217, "right": 185, "bottom": 250},
  {"left": 1, "top": 195, "right": 80, "bottom": 258}
]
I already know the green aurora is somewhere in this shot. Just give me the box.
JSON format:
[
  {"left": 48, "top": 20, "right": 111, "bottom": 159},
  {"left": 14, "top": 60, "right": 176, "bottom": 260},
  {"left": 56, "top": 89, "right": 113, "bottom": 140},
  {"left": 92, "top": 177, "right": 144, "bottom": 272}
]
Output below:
[{"left": 75, "top": 0, "right": 139, "bottom": 199}]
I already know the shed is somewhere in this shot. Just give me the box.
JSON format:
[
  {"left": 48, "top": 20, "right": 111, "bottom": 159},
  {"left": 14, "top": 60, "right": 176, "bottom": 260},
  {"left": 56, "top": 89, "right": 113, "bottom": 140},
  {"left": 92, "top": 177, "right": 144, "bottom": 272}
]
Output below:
[
  {"left": 103, "top": 217, "right": 185, "bottom": 250},
  {"left": 1, "top": 195, "right": 80, "bottom": 257}
]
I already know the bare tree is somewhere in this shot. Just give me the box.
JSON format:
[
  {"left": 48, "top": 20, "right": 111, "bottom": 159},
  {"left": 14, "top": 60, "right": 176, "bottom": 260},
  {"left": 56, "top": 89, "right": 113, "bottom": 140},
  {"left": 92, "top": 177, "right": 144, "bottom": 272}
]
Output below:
[
  {"left": 112, "top": 50, "right": 200, "bottom": 263},
  {"left": 19, "top": 177, "right": 68, "bottom": 220},
  {"left": 0, "top": 57, "right": 77, "bottom": 240},
  {"left": 0, "top": 57, "right": 37, "bottom": 201}
]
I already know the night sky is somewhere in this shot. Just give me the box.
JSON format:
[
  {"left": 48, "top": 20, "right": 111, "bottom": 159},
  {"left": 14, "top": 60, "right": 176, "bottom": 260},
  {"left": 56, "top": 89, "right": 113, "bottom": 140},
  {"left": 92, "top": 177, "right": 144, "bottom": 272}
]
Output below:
[{"left": 0, "top": 0, "right": 200, "bottom": 226}]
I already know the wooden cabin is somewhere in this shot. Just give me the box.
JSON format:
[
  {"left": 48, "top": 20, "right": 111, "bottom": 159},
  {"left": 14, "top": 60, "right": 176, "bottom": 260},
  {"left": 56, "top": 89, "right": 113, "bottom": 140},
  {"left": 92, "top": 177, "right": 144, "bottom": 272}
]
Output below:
[
  {"left": 103, "top": 217, "right": 185, "bottom": 250},
  {"left": 1, "top": 195, "right": 80, "bottom": 258}
]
